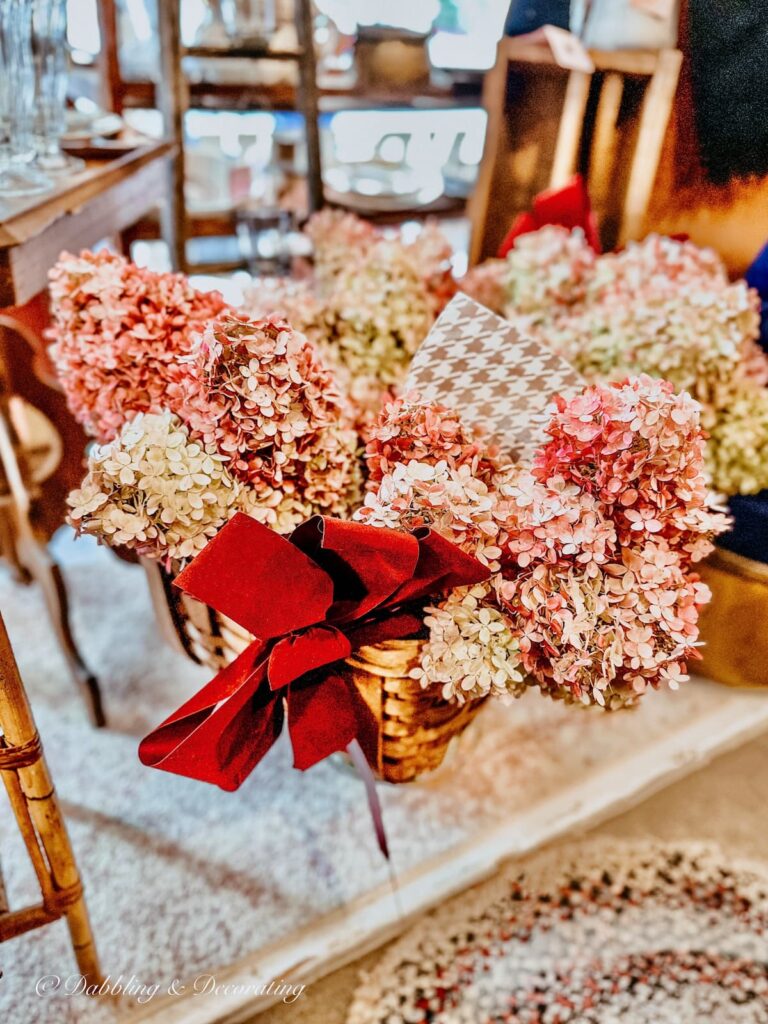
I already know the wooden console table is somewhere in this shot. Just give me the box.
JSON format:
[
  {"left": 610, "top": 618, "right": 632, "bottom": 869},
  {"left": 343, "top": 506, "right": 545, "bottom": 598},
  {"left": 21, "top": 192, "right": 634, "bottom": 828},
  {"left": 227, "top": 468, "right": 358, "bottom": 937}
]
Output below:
[
  {"left": 0, "top": 136, "right": 175, "bottom": 307},
  {"left": 0, "top": 136, "right": 175, "bottom": 725}
]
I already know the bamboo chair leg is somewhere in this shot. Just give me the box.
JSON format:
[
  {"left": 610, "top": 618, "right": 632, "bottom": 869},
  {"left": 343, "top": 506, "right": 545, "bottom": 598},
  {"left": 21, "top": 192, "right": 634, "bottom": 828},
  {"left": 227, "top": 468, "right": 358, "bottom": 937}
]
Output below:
[{"left": 0, "top": 613, "right": 102, "bottom": 985}]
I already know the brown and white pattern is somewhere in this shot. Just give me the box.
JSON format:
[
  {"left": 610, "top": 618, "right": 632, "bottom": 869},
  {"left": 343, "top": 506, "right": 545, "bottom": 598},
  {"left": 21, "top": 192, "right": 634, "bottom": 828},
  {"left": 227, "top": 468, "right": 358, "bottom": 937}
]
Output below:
[{"left": 406, "top": 293, "right": 585, "bottom": 459}]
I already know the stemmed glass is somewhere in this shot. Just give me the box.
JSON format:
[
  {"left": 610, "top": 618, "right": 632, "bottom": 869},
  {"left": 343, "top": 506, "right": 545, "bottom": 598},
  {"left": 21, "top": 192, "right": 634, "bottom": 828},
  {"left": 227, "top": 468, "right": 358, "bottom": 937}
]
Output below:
[
  {"left": 0, "top": 0, "right": 52, "bottom": 196},
  {"left": 31, "top": 0, "right": 84, "bottom": 175}
]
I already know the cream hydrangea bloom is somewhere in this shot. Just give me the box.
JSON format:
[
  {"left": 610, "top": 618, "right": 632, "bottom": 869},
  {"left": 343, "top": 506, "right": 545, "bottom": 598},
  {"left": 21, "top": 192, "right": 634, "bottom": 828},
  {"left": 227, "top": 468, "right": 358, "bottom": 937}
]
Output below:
[
  {"left": 68, "top": 411, "right": 240, "bottom": 561},
  {"left": 410, "top": 583, "right": 526, "bottom": 703}
]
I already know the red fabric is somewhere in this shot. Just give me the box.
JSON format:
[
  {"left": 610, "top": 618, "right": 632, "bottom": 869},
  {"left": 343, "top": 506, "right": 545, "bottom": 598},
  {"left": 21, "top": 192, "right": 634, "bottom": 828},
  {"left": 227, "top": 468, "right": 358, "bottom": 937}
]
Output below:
[
  {"left": 139, "top": 513, "right": 489, "bottom": 789},
  {"left": 498, "top": 175, "right": 602, "bottom": 256}
]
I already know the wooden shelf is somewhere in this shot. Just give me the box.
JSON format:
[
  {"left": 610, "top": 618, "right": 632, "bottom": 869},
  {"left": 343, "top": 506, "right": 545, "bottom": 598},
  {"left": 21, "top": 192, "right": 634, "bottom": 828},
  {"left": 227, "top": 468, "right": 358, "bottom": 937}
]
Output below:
[
  {"left": 120, "top": 75, "right": 481, "bottom": 114},
  {"left": 183, "top": 44, "right": 303, "bottom": 61}
]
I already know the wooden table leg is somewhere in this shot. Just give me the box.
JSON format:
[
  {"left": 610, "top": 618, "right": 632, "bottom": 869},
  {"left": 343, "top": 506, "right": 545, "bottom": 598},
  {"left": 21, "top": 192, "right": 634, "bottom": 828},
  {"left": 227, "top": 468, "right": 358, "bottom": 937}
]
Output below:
[{"left": 0, "top": 400, "right": 105, "bottom": 726}]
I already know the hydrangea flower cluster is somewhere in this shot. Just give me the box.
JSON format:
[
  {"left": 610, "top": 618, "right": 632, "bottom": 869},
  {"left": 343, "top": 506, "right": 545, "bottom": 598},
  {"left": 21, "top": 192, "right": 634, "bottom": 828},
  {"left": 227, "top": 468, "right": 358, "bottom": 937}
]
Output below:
[
  {"left": 244, "top": 212, "right": 456, "bottom": 423},
  {"left": 52, "top": 252, "right": 367, "bottom": 558},
  {"left": 412, "top": 584, "right": 526, "bottom": 703},
  {"left": 67, "top": 411, "right": 240, "bottom": 561},
  {"left": 501, "top": 225, "right": 597, "bottom": 319},
  {"left": 364, "top": 396, "right": 500, "bottom": 487},
  {"left": 49, "top": 249, "right": 227, "bottom": 441},
  {"left": 403, "top": 220, "right": 458, "bottom": 316},
  {"left": 497, "top": 378, "right": 728, "bottom": 707},
  {"left": 172, "top": 314, "right": 362, "bottom": 530},
  {"left": 313, "top": 240, "right": 436, "bottom": 414},
  {"left": 303, "top": 208, "right": 377, "bottom": 295},
  {"left": 465, "top": 227, "right": 768, "bottom": 495},
  {"left": 458, "top": 258, "right": 508, "bottom": 316},
  {"left": 360, "top": 378, "right": 728, "bottom": 708}
]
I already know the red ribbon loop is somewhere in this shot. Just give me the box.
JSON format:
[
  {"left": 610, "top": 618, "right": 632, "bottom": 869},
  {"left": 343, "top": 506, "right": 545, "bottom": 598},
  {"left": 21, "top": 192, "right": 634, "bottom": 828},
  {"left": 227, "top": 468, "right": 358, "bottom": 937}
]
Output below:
[{"left": 498, "top": 174, "right": 602, "bottom": 257}]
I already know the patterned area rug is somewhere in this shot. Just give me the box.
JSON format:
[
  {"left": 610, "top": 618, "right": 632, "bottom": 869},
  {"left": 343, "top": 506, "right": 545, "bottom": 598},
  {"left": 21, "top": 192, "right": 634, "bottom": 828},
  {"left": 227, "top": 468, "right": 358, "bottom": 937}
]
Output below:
[{"left": 347, "top": 840, "right": 768, "bottom": 1024}]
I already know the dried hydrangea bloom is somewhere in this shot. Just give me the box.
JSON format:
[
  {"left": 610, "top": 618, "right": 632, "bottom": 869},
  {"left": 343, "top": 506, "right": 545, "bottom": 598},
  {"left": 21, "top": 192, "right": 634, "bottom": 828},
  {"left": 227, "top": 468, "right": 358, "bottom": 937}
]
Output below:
[
  {"left": 410, "top": 583, "right": 526, "bottom": 704},
  {"left": 365, "top": 395, "right": 500, "bottom": 487},
  {"left": 587, "top": 234, "right": 728, "bottom": 302},
  {"left": 501, "top": 225, "right": 597, "bottom": 321},
  {"left": 497, "top": 546, "right": 711, "bottom": 709},
  {"left": 240, "top": 276, "right": 320, "bottom": 338},
  {"left": 532, "top": 376, "right": 730, "bottom": 562},
  {"left": 459, "top": 259, "right": 508, "bottom": 315},
  {"left": 174, "top": 313, "right": 362, "bottom": 525},
  {"left": 304, "top": 208, "right": 377, "bottom": 295},
  {"left": 67, "top": 411, "right": 240, "bottom": 561},
  {"left": 404, "top": 220, "right": 458, "bottom": 315},
  {"left": 493, "top": 375, "right": 728, "bottom": 707},
  {"left": 499, "top": 468, "right": 617, "bottom": 575},
  {"left": 356, "top": 459, "right": 505, "bottom": 570},
  {"left": 49, "top": 249, "right": 227, "bottom": 441},
  {"left": 704, "top": 382, "right": 768, "bottom": 495},
  {"left": 552, "top": 280, "right": 764, "bottom": 409},
  {"left": 314, "top": 241, "right": 435, "bottom": 406}
]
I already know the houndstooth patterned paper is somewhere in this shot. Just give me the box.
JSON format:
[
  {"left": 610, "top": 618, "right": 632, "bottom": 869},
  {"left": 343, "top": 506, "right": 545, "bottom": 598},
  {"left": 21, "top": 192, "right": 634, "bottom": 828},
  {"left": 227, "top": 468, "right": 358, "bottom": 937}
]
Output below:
[{"left": 406, "top": 293, "right": 585, "bottom": 459}]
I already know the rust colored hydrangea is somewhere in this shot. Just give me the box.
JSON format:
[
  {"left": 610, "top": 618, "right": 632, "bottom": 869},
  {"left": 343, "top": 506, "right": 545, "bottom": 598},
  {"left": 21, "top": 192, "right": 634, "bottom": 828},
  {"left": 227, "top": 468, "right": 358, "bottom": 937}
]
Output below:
[
  {"left": 175, "top": 313, "right": 362, "bottom": 528},
  {"left": 48, "top": 249, "right": 227, "bottom": 441},
  {"left": 364, "top": 395, "right": 500, "bottom": 487}
]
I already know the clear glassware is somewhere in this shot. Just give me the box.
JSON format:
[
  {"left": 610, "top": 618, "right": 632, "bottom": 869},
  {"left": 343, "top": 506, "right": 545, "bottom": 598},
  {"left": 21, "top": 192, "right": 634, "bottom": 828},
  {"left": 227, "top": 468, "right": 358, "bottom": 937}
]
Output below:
[
  {"left": 0, "top": 0, "right": 52, "bottom": 196},
  {"left": 31, "top": 0, "right": 84, "bottom": 175},
  {"left": 220, "top": 0, "right": 276, "bottom": 44}
]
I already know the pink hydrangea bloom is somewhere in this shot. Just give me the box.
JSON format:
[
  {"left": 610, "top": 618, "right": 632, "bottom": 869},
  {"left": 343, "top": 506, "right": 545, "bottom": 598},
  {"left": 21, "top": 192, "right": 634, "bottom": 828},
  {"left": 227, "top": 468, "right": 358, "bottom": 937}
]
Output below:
[
  {"left": 365, "top": 395, "right": 500, "bottom": 487},
  {"left": 49, "top": 249, "right": 227, "bottom": 441},
  {"left": 174, "top": 313, "right": 362, "bottom": 526},
  {"left": 532, "top": 376, "right": 730, "bottom": 562}
]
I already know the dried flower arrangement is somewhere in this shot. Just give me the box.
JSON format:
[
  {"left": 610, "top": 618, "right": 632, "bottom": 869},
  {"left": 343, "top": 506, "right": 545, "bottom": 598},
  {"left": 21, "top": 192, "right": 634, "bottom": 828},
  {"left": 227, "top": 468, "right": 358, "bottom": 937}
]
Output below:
[
  {"left": 360, "top": 377, "right": 727, "bottom": 709},
  {"left": 51, "top": 250, "right": 728, "bottom": 795},
  {"left": 462, "top": 227, "right": 768, "bottom": 496}
]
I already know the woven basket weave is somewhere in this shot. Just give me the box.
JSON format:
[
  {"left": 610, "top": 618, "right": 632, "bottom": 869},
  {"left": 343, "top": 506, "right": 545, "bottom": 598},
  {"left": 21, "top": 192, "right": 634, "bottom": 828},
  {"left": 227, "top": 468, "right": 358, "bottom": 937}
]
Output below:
[{"left": 143, "top": 561, "right": 486, "bottom": 783}]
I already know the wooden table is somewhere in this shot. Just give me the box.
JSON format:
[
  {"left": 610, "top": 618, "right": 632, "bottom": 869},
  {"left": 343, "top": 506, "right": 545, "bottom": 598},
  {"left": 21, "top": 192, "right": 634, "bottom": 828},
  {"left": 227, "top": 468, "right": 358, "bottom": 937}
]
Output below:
[{"left": 0, "top": 136, "right": 175, "bottom": 306}]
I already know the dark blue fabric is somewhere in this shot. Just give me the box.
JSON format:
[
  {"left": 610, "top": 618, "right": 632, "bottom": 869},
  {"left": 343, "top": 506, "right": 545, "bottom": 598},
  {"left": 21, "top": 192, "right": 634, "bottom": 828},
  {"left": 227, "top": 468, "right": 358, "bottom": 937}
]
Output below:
[
  {"left": 719, "top": 491, "right": 768, "bottom": 564},
  {"left": 504, "top": 0, "right": 569, "bottom": 35},
  {"left": 746, "top": 242, "right": 768, "bottom": 352}
]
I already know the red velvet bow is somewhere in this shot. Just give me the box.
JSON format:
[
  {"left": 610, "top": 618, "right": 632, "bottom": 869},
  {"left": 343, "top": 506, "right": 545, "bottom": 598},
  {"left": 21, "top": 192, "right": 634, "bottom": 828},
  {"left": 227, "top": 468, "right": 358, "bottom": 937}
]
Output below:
[
  {"left": 139, "top": 512, "right": 489, "bottom": 790},
  {"left": 498, "top": 174, "right": 602, "bottom": 257}
]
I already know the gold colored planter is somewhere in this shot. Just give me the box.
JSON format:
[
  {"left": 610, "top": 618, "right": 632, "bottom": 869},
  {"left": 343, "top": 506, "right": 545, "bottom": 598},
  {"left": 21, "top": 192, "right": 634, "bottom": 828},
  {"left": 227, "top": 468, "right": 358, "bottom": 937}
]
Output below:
[{"left": 697, "top": 548, "right": 768, "bottom": 689}]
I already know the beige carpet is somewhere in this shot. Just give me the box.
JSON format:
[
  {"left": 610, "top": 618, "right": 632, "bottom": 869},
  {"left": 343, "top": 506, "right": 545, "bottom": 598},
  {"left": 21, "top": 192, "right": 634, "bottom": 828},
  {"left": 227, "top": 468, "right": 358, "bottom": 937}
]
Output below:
[{"left": 252, "top": 730, "right": 768, "bottom": 1023}]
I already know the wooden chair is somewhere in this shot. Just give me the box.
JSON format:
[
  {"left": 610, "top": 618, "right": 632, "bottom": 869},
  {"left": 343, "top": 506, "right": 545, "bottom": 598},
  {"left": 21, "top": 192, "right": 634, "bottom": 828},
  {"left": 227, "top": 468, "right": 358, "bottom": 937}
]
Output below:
[
  {"left": 0, "top": 613, "right": 102, "bottom": 983},
  {"left": 0, "top": 335, "right": 105, "bottom": 727},
  {"left": 469, "top": 36, "right": 683, "bottom": 262}
]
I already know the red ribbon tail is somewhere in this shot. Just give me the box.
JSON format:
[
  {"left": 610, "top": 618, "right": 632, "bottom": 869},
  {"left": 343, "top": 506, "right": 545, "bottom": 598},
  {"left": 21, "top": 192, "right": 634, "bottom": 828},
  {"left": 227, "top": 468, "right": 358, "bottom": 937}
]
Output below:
[
  {"left": 138, "top": 641, "right": 282, "bottom": 791},
  {"left": 346, "top": 738, "right": 390, "bottom": 861}
]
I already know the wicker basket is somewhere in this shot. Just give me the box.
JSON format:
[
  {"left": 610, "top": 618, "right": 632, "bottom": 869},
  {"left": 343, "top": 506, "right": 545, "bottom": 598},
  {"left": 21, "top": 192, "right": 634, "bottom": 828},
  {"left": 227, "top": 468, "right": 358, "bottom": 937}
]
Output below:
[{"left": 143, "top": 561, "right": 486, "bottom": 783}]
